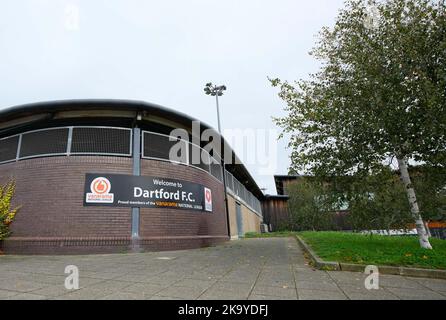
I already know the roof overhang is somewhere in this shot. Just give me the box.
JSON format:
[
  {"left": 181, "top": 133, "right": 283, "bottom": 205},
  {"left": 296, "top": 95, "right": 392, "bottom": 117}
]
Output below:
[{"left": 0, "top": 99, "right": 264, "bottom": 199}]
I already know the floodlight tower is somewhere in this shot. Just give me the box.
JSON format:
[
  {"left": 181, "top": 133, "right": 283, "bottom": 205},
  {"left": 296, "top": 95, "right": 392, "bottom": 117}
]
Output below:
[{"left": 204, "top": 82, "right": 231, "bottom": 237}]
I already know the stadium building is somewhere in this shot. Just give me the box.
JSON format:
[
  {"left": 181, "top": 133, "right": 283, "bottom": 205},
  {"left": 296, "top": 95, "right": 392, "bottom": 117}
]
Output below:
[{"left": 0, "top": 100, "right": 264, "bottom": 254}]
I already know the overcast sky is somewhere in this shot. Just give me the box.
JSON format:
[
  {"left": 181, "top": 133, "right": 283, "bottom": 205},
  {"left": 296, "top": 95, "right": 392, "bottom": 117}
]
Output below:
[{"left": 0, "top": 0, "right": 345, "bottom": 194}]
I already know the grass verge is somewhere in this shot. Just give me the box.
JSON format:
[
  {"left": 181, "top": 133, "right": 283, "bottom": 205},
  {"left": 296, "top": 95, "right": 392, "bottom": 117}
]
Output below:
[
  {"left": 299, "top": 231, "right": 446, "bottom": 270},
  {"left": 244, "top": 231, "right": 298, "bottom": 238}
]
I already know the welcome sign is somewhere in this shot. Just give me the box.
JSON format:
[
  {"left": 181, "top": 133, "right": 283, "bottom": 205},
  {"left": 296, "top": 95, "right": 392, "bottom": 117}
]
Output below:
[{"left": 84, "top": 173, "right": 213, "bottom": 212}]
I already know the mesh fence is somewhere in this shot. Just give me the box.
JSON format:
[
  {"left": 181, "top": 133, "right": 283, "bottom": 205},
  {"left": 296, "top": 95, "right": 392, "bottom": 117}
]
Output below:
[
  {"left": 71, "top": 127, "right": 131, "bottom": 155},
  {"left": 189, "top": 143, "right": 210, "bottom": 173},
  {"left": 210, "top": 161, "right": 223, "bottom": 182},
  {"left": 0, "top": 136, "right": 19, "bottom": 163},
  {"left": 20, "top": 128, "right": 69, "bottom": 158},
  {"left": 0, "top": 126, "right": 262, "bottom": 214},
  {"left": 224, "top": 170, "right": 262, "bottom": 215},
  {"left": 143, "top": 132, "right": 187, "bottom": 164}
]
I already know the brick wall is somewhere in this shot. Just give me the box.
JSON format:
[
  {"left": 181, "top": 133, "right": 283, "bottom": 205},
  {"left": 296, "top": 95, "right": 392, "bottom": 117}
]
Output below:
[
  {"left": 140, "top": 160, "right": 227, "bottom": 238},
  {"left": 0, "top": 156, "right": 228, "bottom": 254}
]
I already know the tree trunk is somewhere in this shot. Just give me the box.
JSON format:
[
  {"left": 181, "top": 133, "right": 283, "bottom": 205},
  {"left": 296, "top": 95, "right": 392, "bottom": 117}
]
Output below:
[
  {"left": 397, "top": 157, "right": 433, "bottom": 249},
  {"left": 424, "top": 221, "right": 432, "bottom": 238}
]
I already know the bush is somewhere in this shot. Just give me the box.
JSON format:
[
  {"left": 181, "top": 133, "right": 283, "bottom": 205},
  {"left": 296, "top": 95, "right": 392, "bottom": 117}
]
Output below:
[
  {"left": 285, "top": 166, "right": 445, "bottom": 233},
  {"left": 287, "top": 179, "right": 337, "bottom": 231},
  {"left": 345, "top": 166, "right": 446, "bottom": 232},
  {"left": 0, "top": 180, "right": 21, "bottom": 240},
  {"left": 346, "top": 168, "right": 413, "bottom": 232}
]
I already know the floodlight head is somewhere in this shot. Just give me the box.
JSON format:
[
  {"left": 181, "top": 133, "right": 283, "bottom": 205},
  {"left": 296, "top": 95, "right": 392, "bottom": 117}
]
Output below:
[{"left": 204, "top": 82, "right": 227, "bottom": 97}]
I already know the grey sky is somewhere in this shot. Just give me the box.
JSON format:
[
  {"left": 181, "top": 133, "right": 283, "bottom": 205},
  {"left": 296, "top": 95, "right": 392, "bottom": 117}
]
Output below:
[{"left": 0, "top": 0, "right": 345, "bottom": 194}]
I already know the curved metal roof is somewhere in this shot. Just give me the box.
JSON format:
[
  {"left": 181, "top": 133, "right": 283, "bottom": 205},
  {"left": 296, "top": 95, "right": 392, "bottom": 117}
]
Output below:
[
  {"left": 0, "top": 99, "right": 264, "bottom": 199},
  {"left": 0, "top": 99, "right": 198, "bottom": 126}
]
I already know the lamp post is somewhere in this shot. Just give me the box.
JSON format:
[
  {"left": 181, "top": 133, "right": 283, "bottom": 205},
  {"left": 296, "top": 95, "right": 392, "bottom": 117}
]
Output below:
[{"left": 204, "top": 82, "right": 231, "bottom": 238}]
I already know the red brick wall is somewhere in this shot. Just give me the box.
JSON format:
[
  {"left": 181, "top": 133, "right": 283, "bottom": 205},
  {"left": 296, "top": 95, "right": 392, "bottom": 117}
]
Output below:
[
  {"left": 0, "top": 156, "right": 228, "bottom": 254},
  {"left": 140, "top": 160, "right": 227, "bottom": 238},
  {"left": 0, "top": 156, "right": 133, "bottom": 239}
]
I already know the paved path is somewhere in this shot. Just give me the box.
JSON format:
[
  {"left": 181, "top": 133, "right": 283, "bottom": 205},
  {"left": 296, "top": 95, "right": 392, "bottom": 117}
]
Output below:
[{"left": 0, "top": 238, "right": 446, "bottom": 300}]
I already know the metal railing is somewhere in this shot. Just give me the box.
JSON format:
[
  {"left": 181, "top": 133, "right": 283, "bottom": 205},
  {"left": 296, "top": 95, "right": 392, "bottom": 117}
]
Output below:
[
  {"left": 0, "top": 126, "right": 132, "bottom": 164},
  {"left": 141, "top": 130, "right": 262, "bottom": 216},
  {"left": 141, "top": 130, "right": 223, "bottom": 182},
  {"left": 0, "top": 126, "right": 262, "bottom": 216},
  {"left": 225, "top": 170, "right": 262, "bottom": 217}
]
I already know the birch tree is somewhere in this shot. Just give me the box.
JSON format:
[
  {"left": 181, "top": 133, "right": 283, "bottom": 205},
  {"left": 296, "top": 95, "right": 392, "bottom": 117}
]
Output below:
[{"left": 271, "top": 0, "right": 446, "bottom": 249}]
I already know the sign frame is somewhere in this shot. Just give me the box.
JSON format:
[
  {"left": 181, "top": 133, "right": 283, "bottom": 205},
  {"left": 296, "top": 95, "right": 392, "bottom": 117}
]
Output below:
[{"left": 83, "top": 173, "right": 213, "bottom": 213}]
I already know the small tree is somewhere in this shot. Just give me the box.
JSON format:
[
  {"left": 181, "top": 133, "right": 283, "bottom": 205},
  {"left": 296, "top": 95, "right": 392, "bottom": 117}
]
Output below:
[
  {"left": 287, "top": 179, "right": 337, "bottom": 231},
  {"left": 0, "top": 180, "right": 20, "bottom": 240},
  {"left": 272, "top": 0, "right": 446, "bottom": 249},
  {"left": 411, "top": 166, "right": 446, "bottom": 223},
  {"left": 345, "top": 168, "right": 413, "bottom": 232}
]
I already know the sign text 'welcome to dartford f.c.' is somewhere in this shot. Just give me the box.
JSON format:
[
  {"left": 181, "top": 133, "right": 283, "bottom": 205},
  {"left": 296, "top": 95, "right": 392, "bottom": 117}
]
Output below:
[{"left": 84, "top": 173, "right": 213, "bottom": 212}]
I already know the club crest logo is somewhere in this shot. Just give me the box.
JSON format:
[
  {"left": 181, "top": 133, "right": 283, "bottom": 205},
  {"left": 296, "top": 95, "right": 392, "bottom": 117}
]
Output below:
[
  {"left": 86, "top": 177, "right": 114, "bottom": 203},
  {"left": 204, "top": 187, "right": 212, "bottom": 212}
]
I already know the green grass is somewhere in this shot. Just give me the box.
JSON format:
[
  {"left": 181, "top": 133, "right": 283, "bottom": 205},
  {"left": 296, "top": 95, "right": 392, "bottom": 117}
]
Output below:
[
  {"left": 299, "top": 232, "right": 446, "bottom": 270},
  {"left": 244, "top": 231, "right": 298, "bottom": 238}
]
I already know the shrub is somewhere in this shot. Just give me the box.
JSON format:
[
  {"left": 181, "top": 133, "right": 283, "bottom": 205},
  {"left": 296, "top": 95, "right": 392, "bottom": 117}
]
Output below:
[
  {"left": 0, "top": 180, "right": 21, "bottom": 240},
  {"left": 287, "top": 179, "right": 337, "bottom": 231}
]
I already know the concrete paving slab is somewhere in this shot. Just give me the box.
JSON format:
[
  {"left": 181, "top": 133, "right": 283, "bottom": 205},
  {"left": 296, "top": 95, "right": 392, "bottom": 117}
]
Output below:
[
  {"left": 156, "top": 285, "right": 206, "bottom": 299},
  {"left": 0, "top": 289, "right": 20, "bottom": 299},
  {"left": 99, "top": 291, "right": 151, "bottom": 300},
  {"left": 295, "top": 280, "right": 342, "bottom": 292},
  {"left": 378, "top": 274, "right": 428, "bottom": 289},
  {"left": 344, "top": 290, "right": 399, "bottom": 300},
  {"left": 2, "top": 237, "right": 446, "bottom": 300},
  {"left": 30, "top": 285, "right": 72, "bottom": 298},
  {"left": 385, "top": 287, "right": 446, "bottom": 300},
  {"left": 412, "top": 278, "right": 446, "bottom": 292},
  {"left": 87, "top": 280, "right": 134, "bottom": 291},
  {"left": 248, "top": 294, "right": 296, "bottom": 300},
  {"left": 150, "top": 295, "right": 186, "bottom": 300},
  {"left": 55, "top": 288, "right": 115, "bottom": 300},
  {"left": 7, "top": 293, "right": 47, "bottom": 300},
  {"left": 197, "top": 289, "right": 249, "bottom": 300},
  {"left": 298, "top": 289, "right": 348, "bottom": 300},
  {"left": 208, "top": 281, "right": 254, "bottom": 295},
  {"left": 122, "top": 282, "right": 168, "bottom": 295},
  {"left": 174, "top": 278, "right": 217, "bottom": 290},
  {"left": 0, "top": 279, "right": 49, "bottom": 293},
  {"left": 251, "top": 285, "right": 297, "bottom": 299}
]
